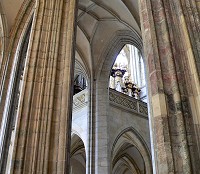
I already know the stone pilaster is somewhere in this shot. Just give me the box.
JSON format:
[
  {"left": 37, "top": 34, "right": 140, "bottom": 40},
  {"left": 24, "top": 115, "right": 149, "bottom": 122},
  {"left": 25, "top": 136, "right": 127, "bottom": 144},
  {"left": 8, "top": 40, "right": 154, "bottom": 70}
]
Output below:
[{"left": 6, "top": 0, "right": 77, "bottom": 173}]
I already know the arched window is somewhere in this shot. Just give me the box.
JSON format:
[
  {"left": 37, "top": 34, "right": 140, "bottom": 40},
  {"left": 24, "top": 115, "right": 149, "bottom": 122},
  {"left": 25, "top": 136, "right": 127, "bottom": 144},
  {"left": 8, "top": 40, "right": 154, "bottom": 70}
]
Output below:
[{"left": 109, "top": 44, "right": 147, "bottom": 101}]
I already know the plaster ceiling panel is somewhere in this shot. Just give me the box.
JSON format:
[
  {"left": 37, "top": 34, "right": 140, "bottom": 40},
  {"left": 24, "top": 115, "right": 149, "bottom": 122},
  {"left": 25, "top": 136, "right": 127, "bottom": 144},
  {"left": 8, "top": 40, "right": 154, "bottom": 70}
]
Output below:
[
  {"left": 76, "top": 26, "right": 92, "bottom": 73},
  {"left": 91, "top": 21, "right": 131, "bottom": 73},
  {"left": 91, "top": 0, "right": 140, "bottom": 34},
  {"left": 89, "top": 5, "right": 115, "bottom": 20},
  {"left": 1, "top": 0, "right": 24, "bottom": 32},
  {"left": 78, "top": 13, "right": 98, "bottom": 41},
  {"left": 122, "top": 0, "right": 140, "bottom": 25},
  {"left": 79, "top": 0, "right": 95, "bottom": 10},
  {"left": 125, "top": 147, "right": 144, "bottom": 171},
  {"left": 75, "top": 52, "right": 84, "bottom": 68},
  {"left": 78, "top": 9, "right": 84, "bottom": 17}
]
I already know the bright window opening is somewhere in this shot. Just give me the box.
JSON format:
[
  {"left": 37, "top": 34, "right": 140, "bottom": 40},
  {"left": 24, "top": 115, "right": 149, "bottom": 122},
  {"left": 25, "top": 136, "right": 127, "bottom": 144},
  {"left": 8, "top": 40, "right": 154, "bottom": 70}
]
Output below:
[{"left": 109, "top": 44, "right": 147, "bottom": 102}]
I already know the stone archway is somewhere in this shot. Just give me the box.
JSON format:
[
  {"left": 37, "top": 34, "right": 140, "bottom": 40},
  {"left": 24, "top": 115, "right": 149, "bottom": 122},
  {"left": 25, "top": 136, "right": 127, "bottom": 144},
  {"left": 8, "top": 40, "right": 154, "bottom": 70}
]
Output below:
[
  {"left": 70, "top": 134, "right": 86, "bottom": 174},
  {"left": 94, "top": 29, "right": 148, "bottom": 173},
  {"left": 111, "top": 128, "right": 152, "bottom": 174}
]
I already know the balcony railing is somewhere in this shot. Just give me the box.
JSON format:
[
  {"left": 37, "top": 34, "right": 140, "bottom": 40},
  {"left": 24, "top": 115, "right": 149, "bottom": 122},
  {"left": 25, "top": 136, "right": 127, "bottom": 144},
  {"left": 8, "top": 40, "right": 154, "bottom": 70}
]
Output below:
[
  {"left": 73, "top": 88, "right": 148, "bottom": 119},
  {"left": 109, "top": 88, "right": 148, "bottom": 118},
  {"left": 73, "top": 89, "right": 88, "bottom": 111}
]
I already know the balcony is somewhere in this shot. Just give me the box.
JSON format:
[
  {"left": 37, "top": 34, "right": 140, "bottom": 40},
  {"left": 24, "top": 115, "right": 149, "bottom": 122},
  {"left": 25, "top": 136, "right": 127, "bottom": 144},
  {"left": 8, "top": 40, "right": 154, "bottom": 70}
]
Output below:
[
  {"left": 109, "top": 88, "right": 148, "bottom": 118},
  {"left": 73, "top": 88, "right": 148, "bottom": 119}
]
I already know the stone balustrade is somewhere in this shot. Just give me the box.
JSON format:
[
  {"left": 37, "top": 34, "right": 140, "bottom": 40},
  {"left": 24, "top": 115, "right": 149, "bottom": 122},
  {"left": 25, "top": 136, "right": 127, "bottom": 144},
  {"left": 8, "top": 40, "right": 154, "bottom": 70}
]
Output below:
[
  {"left": 109, "top": 88, "right": 148, "bottom": 118},
  {"left": 73, "top": 88, "right": 148, "bottom": 118}
]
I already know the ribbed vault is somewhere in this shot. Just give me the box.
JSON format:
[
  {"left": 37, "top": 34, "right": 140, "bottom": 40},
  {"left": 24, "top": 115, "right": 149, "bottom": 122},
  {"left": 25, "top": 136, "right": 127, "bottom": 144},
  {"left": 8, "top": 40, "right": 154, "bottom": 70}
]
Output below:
[
  {"left": 0, "top": 0, "right": 141, "bottom": 78},
  {"left": 111, "top": 129, "right": 152, "bottom": 174},
  {"left": 70, "top": 134, "right": 86, "bottom": 174},
  {"left": 76, "top": 0, "right": 141, "bottom": 77}
]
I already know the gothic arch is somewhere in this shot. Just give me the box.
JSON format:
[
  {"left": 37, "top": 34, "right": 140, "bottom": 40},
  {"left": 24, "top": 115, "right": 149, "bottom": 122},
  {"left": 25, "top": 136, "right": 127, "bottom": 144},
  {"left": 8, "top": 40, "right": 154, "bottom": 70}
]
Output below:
[
  {"left": 0, "top": 2, "right": 8, "bottom": 68},
  {"left": 96, "top": 30, "right": 143, "bottom": 81},
  {"left": 0, "top": 2, "right": 36, "bottom": 173},
  {"left": 0, "top": 0, "right": 35, "bottom": 81},
  {"left": 0, "top": 0, "right": 35, "bottom": 124},
  {"left": 111, "top": 127, "right": 151, "bottom": 157},
  {"left": 73, "top": 56, "right": 90, "bottom": 91},
  {"left": 74, "top": 59, "right": 90, "bottom": 85},
  {"left": 70, "top": 133, "right": 86, "bottom": 174},
  {"left": 0, "top": 17, "right": 33, "bottom": 173},
  {"left": 72, "top": 58, "right": 91, "bottom": 174},
  {"left": 113, "top": 156, "right": 141, "bottom": 174},
  {"left": 111, "top": 127, "right": 152, "bottom": 174},
  {"left": 71, "top": 132, "right": 87, "bottom": 152},
  {"left": 93, "top": 29, "right": 148, "bottom": 173}
]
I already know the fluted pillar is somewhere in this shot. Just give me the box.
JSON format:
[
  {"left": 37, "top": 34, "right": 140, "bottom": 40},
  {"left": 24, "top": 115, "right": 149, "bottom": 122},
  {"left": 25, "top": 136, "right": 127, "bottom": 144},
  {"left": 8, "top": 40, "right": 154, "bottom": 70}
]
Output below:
[
  {"left": 5, "top": 0, "right": 77, "bottom": 173},
  {"left": 140, "top": 0, "right": 200, "bottom": 173},
  {"left": 0, "top": 4, "right": 9, "bottom": 125},
  {"left": 178, "top": 0, "right": 200, "bottom": 162}
]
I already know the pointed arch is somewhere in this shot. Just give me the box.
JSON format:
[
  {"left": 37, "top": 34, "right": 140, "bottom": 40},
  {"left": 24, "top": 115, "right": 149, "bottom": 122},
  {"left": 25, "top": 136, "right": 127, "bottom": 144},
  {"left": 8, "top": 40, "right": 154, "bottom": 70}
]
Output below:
[{"left": 111, "top": 127, "right": 152, "bottom": 174}]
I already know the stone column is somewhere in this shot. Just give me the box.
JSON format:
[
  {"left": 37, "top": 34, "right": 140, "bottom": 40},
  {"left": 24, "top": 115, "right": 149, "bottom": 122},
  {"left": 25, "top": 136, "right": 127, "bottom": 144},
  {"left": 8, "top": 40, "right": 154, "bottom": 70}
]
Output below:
[
  {"left": 140, "top": 0, "right": 200, "bottom": 173},
  {"left": 0, "top": 4, "right": 9, "bottom": 125},
  {"left": 178, "top": 0, "right": 200, "bottom": 162},
  {"left": 5, "top": 0, "right": 77, "bottom": 173},
  {"left": 180, "top": 0, "right": 200, "bottom": 76}
]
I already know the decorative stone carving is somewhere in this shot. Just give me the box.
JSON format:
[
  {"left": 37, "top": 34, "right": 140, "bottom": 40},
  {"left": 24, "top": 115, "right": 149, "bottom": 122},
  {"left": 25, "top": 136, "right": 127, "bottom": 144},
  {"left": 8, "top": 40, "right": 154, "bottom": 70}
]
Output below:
[
  {"left": 139, "top": 102, "right": 148, "bottom": 115},
  {"left": 109, "top": 88, "right": 148, "bottom": 118},
  {"left": 73, "top": 89, "right": 88, "bottom": 111}
]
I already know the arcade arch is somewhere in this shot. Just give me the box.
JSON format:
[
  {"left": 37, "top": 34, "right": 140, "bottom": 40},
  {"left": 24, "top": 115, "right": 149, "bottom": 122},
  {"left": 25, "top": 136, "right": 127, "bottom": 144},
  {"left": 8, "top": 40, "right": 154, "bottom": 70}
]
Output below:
[
  {"left": 111, "top": 128, "right": 152, "bottom": 174},
  {"left": 70, "top": 134, "right": 86, "bottom": 174}
]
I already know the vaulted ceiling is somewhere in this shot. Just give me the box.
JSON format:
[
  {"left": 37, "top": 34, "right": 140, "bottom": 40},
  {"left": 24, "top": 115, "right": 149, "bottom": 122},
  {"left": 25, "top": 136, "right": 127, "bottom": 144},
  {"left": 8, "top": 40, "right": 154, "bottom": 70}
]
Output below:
[
  {"left": 76, "top": 0, "right": 141, "bottom": 77},
  {"left": 0, "top": 0, "right": 141, "bottom": 78},
  {"left": 1, "top": 0, "right": 24, "bottom": 32}
]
